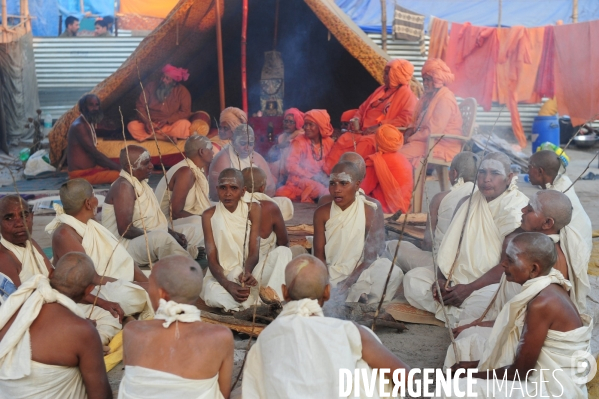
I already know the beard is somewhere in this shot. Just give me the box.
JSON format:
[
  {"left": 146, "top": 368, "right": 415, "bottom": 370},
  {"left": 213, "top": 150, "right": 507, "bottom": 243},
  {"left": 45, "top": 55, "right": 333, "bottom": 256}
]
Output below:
[
  {"left": 83, "top": 108, "right": 103, "bottom": 124},
  {"left": 156, "top": 81, "right": 175, "bottom": 102}
]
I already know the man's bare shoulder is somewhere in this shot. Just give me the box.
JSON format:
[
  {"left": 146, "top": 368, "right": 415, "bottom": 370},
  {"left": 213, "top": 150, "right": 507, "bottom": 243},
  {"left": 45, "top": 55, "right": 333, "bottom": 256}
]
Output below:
[
  {"left": 259, "top": 200, "right": 279, "bottom": 214},
  {"left": 173, "top": 165, "right": 193, "bottom": 180},
  {"left": 364, "top": 194, "right": 382, "bottom": 209},
  {"left": 38, "top": 303, "right": 96, "bottom": 336},
  {"left": 431, "top": 190, "right": 450, "bottom": 207},
  {"left": 105, "top": 176, "right": 133, "bottom": 202},
  {"left": 53, "top": 224, "right": 82, "bottom": 242},
  {"left": 202, "top": 206, "right": 217, "bottom": 219},
  {"left": 0, "top": 244, "right": 21, "bottom": 281},
  {"left": 125, "top": 319, "right": 233, "bottom": 342},
  {"left": 314, "top": 202, "right": 333, "bottom": 219}
]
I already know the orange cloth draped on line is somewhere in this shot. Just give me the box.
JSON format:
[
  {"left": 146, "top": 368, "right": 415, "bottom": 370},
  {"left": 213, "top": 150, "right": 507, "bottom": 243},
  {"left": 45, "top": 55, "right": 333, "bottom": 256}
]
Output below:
[
  {"left": 534, "top": 26, "right": 556, "bottom": 99},
  {"left": 553, "top": 20, "right": 599, "bottom": 126},
  {"left": 428, "top": 18, "right": 449, "bottom": 60},
  {"left": 445, "top": 22, "right": 499, "bottom": 111},
  {"left": 400, "top": 59, "right": 463, "bottom": 168},
  {"left": 355, "top": 59, "right": 418, "bottom": 129},
  {"left": 127, "top": 80, "right": 192, "bottom": 141},
  {"left": 68, "top": 167, "right": 120, "bottom": 185},
  {"left": 362, "top": 125, "right": 413, "bottom": 214},
  {"left": 275, "top": 110, "right": 334, "bottom": 202}
]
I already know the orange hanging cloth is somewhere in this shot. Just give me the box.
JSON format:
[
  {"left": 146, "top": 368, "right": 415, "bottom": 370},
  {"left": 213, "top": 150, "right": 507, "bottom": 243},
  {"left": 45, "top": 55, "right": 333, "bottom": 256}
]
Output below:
[{"left": 428, "top": 17, "right": 449, "bottom": 60}]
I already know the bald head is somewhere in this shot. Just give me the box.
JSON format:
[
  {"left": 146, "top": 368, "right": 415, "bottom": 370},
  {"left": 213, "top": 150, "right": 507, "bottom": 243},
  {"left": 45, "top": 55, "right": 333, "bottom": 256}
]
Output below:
[
  {"left": 533, "top": 190, "right": 573, "bottom": 230},
  {"left": 50, "top": 252, "right": 96, "bottom": 299},
  {"left": 184, "top": 134, "right": 213, "bottom": 158},
  {"left": 242, "top": 167, "right": 266, "bottom": 193},
  {"left": 330, "top": 161, "right": 361, "bottom": 184},
  {"left": 0, "top": 195, "right": 28, "bottom": 216},
  {"left": 119, "top": 145, "right": 148, "bottom": 169},
  {"left": 481, "top": 152, "right": 511, "bottom": 176},
  {"left": 218, "top": 168, "right": 244, "bottom": 187},
  {"left": 450, "top": 151, "right": 478, "bottom": 182},
  {"left": 339, "top": 152, "right": 366, "bottom": 180},
  {"left": 508, "top": 232, "right": 557, "bottom": 275},
  {"left": 59, "top": 179, "right": 93, "bottom": 215},
  {"left": 232, "top": 124, "right": 255, "bottom": 140},
  {"left": 530, "top": 150, "right": 561, "bottom": 180},
  {"left": 284, "top": 255, "right": 329, "bottom": 301},
  {"left": 151, "top": 255, "right": 203, "bottom": 304}
]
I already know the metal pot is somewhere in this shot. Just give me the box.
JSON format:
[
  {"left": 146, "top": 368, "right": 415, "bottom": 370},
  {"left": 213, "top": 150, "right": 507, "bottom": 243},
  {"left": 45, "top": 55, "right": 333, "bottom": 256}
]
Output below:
[{"left": 573, "top": 133, "right": 598, "bottom": 149}]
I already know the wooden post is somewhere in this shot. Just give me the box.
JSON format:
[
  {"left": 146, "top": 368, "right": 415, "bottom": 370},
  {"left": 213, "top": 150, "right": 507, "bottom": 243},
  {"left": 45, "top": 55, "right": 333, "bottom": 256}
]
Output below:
[
  {"left": 2, "top": 0, "right": 8, "bottom": 31},
  {"left": 573, "top": 0, "right": 578, "bottom": 23},
  {"left": 498, "top": 0, "right": 502, "bottom": 27},
  {"left": 21, "top": 0, "right": 30, "bottom": 31},
  {"left": 380, "top": 0, "right": 387, "bottom": 52},
  {"left": 215, "top": 0, "right": 225, "bottom": 112},
  {"left": 241, "top": 0, "right": 248, "bottom": 114},
  {"left": 80, "top": 0, "right": 84, "bottom": 14}
]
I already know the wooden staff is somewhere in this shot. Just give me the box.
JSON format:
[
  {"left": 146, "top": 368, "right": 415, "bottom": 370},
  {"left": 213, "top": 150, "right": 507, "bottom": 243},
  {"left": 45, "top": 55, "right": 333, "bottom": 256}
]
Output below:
[
  {"left": 380, "top": 0, "right": 387, "bottom": 52},
  {"left": 371, "top": 135, "right": 445, "bottom": 330},
  {"left": 215, "top": 0, "right": 225, "bottom": 112},
  {"left": 241, "top": 0, "right": 248, "bottom": 113}
]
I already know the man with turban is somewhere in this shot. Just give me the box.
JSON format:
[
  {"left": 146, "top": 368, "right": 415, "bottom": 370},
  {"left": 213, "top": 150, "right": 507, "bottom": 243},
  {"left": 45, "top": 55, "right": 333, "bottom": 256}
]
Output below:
[
  {"left": 128, "top": 64, "right": 192, "bottom": 142},
  {"left": 275, "top": 110, "right": 334, "bottom": 202},
  {"left": 400, "top": 58, "right": 464, "bottom": 168},
  {"left": 269, "top": 108, "right": 305, "bottom": 183},
  {"left": 354, "top": 59, "right": 418, "bottom": 134},
  {"left": 323, "top": 109, "right": 362, "bottom": 175},
  {"left": 361, "top": 125, "right": 413, "bottom": 214},
  {"left": 211, "top": 107, "right": 248, "bottom": 151}
]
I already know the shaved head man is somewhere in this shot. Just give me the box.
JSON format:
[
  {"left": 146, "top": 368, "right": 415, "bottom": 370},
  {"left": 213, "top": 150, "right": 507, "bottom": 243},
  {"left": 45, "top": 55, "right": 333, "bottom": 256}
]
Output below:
[
  {"left": 528, "top": 149, "right": 592, "bottom": 253},
  {"left": 121, "top": 255, "right": 233, "bottom": 398},
  {"left": 155, "top": 135, "right": 214, "bottom": 226},
  {"left": 0, "top": 252, "right": 111, "bottom": 399},
  {"left": 103, "top": 145, "right": 201, "bottom": 265},
  {"left": 447, "top": 233, "right": 591, "bottom": 399},
  {"left": 314, "top": 162, "right": 402, "bottom": 304},
  {"left": 243, "top": 255, "right": 410, "bottom": 398}
]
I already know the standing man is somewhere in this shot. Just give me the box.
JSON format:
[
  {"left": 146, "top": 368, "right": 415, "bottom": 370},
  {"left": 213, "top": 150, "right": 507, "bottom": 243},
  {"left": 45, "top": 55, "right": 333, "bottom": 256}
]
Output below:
[
  {"left": 127, "top": 64, "right": 192, "bottom": 142},
  {"left": 59, "top": 16, "right": 79, "bottom": 37},
  {"left": 94, "top": 19, "right": 110, "bottom": 37},
  {"left": 67, "top": 94, "right": 121, "bottom": 185}
]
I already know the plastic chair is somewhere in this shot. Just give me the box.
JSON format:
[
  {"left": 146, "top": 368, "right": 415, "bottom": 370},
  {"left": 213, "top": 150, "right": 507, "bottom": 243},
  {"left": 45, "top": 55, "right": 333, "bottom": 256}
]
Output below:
[{"left": 412, "top": 97, "right": 477, "bottom": 212}]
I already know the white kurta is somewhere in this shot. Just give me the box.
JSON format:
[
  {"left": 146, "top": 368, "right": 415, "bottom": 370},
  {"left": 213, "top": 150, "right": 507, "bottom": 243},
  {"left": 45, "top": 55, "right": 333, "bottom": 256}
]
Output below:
[
  {"left": 0, "top": 275, "right": 87, "bottom": 398},
  {"left": 445, "top": 270, "right": 592, "bottom": 399},
  {"left": 243, "top": 299, "right": 382, "bottom": 399},
  {"left": 102, "top": 170, "right": 196, "bottom": 263},
  {"left": 404, "top": 179, "right": 528, "bottom": 324},
  {"left": 155, "top": 158, "right": 212, "bottom": 218},
  {"left": 326, "top": 193, "right": 403, "bottom": 304}
]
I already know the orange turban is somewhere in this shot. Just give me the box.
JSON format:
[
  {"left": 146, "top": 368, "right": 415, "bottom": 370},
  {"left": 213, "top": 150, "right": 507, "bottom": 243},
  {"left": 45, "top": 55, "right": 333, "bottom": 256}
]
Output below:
[
  {"left": 421, "top": 58, "right": 454, "bottom": 88},
  {"left": 387, "top": 59, "right": 414, "bottom": 87},
  {"left": 304, "top": 109, "right": 334, "bottom": 138},
  {"left": 284, "top": 108, "right": 305, "bottom": 129},
  {"left": 220, "top": 107, "right": 247, "bottom": 130},
  {"left": 375, "top": 124, "right": 404, "bottom": 153},
  {"left": 341, "top": 109, "right": 358, "bottom": 122}
]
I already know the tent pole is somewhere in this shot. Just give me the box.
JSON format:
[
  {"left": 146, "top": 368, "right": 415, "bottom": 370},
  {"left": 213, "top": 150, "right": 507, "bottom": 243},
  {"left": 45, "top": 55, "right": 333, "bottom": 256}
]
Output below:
[
  {"left": 215, "top": 0, "right": 225, "bottom": 112},
  {"left": 572, "top": 0, "right": 578, "bottom": 23},
  {"left": 2, "top": 0, "right": 7, "bottom": 31},
  {"left": 498, "top": 0, "right": 502, "bottom": 27},
  {"left": 241, "top": 0, "right": 248, "bottom": 113},
  {"left": 380, "top": 0, "right": 387, "bottom": 52},
  {"left": 80, "top": 0, "right": 84, "bottom": 15}
]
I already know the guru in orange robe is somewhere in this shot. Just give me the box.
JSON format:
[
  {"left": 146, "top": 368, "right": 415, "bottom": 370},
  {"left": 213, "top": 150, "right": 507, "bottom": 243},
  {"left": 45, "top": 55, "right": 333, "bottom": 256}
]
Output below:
[
  {"left": 275, "top": 110, "right": 334, "bottom": 203},
  {"left": 355, "top": 59, "right": 418, "bottom": 130},
  {"left": 399, "top": 59, "right": 463, "bottom": 168},
  {"left": 362, "top": 125, "right": 413, "bottom": 214}
]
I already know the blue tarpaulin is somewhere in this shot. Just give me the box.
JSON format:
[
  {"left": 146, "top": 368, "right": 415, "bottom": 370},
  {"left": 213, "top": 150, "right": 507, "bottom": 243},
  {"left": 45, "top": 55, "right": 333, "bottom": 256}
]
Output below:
[
  {"left": 4, "top": 0, "right": 114, "bottom": 37},
  {"left": 336, "top": 0, "right": 599, "bottom": 33}
]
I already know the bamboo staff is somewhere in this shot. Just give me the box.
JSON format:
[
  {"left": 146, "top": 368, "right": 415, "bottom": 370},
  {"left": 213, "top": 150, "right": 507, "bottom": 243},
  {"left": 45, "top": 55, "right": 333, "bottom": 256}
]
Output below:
[
  {"left": 371, "top": 134, "right": 445, "bottom": 330},
  {"left": 241, "top": 0, "right": 249, "bottom": 113},
  {"left": 380, "top": 0, "right": 387, "bottom": 52}
]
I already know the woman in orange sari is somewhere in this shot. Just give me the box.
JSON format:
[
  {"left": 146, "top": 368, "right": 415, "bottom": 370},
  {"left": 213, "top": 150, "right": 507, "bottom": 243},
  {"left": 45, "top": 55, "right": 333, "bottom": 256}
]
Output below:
[{"left": 400, "top": 59, "right": 463, "bottom": 168}]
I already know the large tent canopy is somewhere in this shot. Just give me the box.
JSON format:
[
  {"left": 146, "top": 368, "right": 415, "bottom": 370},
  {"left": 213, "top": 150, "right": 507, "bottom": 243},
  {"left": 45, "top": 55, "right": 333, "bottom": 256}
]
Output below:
[
  {"left": 337, "top": 0, "right": 599, "bottom": 32},
  {"left": 49, "top": 0, "right": 391, "bottom": 163}
]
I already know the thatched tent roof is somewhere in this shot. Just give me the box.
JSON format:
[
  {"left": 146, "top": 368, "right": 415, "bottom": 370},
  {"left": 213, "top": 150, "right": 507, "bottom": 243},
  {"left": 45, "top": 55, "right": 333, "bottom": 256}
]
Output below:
[{"left": 49, "top": 0, "right": 391, "bottom": 164}]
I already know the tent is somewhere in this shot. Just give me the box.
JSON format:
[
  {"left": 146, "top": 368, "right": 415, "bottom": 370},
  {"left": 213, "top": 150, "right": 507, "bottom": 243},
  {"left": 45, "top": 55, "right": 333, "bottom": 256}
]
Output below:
[{"left": 48, "top": 0, "right": 394, "bottom": 164}]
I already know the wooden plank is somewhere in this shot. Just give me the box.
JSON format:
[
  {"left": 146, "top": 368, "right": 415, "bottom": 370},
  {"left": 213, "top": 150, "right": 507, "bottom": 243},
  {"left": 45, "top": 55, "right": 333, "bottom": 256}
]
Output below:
[
  {"left": 384, "top": 213, "right": 427, "bottom": 224},
  {"left": 201, "top": 312, "right": 265, "bottom": 336}
]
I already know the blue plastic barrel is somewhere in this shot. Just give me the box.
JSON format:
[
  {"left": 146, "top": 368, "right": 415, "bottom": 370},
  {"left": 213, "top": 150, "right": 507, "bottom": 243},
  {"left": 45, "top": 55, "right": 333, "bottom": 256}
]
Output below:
[{"left": 532, "top": 115, "right": 559, "bottom": 152}]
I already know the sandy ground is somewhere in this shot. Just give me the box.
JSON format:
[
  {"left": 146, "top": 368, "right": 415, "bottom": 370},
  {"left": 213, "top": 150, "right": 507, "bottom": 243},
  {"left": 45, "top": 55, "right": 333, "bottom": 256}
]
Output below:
[{"left": 28, "top": 146, "right": 599, "bottom": 398}]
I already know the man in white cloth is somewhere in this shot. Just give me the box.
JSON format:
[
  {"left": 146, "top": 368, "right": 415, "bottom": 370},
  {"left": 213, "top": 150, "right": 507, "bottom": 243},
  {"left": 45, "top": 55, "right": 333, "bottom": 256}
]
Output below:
[
  {"left": 154, "top": 135, "right": 214, "bottom": 235},
  {"left": 528, "top": 149, "right": 593, "bottom": 252},
  {"left": 313, "top": 162, "right": 403, "bottom": 304},
  {"left": 445, "top": 190, "right": 587, "bottom": 367},
  {"left": 202, "top": 169, "right": 287, "bottom": 311},
  {"left": 0, "top": 252, "right": 111, "bottom": 399},
  {"left": 0, "top": 195, "right": 121, "bottom": 345},
  {"left": 47, "top": 179, "right": 154, "bottom": 321},
  {"left": 120, "top": 255, "right": 233, "bottom": 399},
  {"left": 403, "top": 152, "right": 529, "bottom": 325},
  {"left": 242, "top": 166, "right": 294, "bottom": 221},
  {"left": 385, "top": 151, "right": 478, "bottom": 273},
  {"left": 208, "top": 124, "right": 276, "bottom": 200},
  {"left": 445, "top": 233, "right": 592, "bottom": 399},
  {"left": 102, "top": 145, "right": 201, "bottom": 263},
  {"left": 243, "top": 255, "right": 411, "bottom": 398}
]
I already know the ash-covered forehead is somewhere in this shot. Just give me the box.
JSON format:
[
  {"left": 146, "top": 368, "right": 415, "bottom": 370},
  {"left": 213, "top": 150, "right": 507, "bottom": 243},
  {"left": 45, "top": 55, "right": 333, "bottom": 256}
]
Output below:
[
  {"left": 329, "top": 172, "right": 353, "bottom": 183},
  {"left": 232, "top": 124, "right": 255, "bottom": 141},
  {"left": 480, "top": 152, "right": 511, "bottom": 176},
  {"left": 479, "top": 159, "right": 507, "bottom": 176},
  {"left": 331, "top": 161, "right": 360, "bottom": 182},
  {"left": 218, "top": 168, "right": 243, "bottom": 186},
  {"left": 132, "top": 150, "right": 150, "bottom": 170}
]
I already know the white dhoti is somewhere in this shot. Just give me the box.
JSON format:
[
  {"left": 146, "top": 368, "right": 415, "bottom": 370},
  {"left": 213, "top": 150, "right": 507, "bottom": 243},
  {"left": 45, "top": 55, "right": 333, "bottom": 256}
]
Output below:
[
  {"left": 326, "top": 193, "right": 403, "bottom": 304},
  {"left": 0, "top": 361, "right": 86, "bottom": 399},
  {"left": 124, "top": 230, "right": 191, "bottom": 265},
  {"left": 94, "top": 279, "right": 154, "bottom": 320},
  {"left": 385, "top": 240, "right": 433, "bottom": 273},
  {"left": 77, "top": 303, "right": 122, "bottom": 345}
]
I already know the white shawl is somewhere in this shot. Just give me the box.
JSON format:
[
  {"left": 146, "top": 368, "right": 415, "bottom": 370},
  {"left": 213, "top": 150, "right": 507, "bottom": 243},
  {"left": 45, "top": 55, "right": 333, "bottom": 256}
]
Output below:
[
  {"left": 154, "top": 299, "right": 201, "bottom": 327},
  {"left": 0, "top": 236, "right": 48, "bottom": 283},
  {"left": 434, "top": 179, "right": 475, "bottom": 253},
  {"left": 155, "top": 158, "right": 211, "bottom": 218},
  {"left": 251, "top": 192, "right": 294, "bottom": 221},
  {"left": 45, "top": 204, "right": 134, "bottom": 281},
  {"left": 437, "top": 178, "right": 529, "bottom": 285},
  {"left": 325, "top": 193, "right": 378, "bottom": 286}
]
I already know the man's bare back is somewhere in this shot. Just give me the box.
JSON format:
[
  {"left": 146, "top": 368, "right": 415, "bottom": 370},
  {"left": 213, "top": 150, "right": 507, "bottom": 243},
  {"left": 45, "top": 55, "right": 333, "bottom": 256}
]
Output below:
[{"left": 257, "top": 200, "right": 288, "bottom": 245}]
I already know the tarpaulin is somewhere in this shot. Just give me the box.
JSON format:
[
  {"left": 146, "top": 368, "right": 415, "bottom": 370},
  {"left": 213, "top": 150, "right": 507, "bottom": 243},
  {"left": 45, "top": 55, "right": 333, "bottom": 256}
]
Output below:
[
  {"left": 119, "top": 0, "right": 179, "bottom": 19},
  {"left": 7, "top": 0, "right": 59, "bottom": 37},
  {"left": 58, "top": 0, "right": 114, "bottom": 18},
  {"left": 336, "top": 0, "right": 599, "bottom": 32}
]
